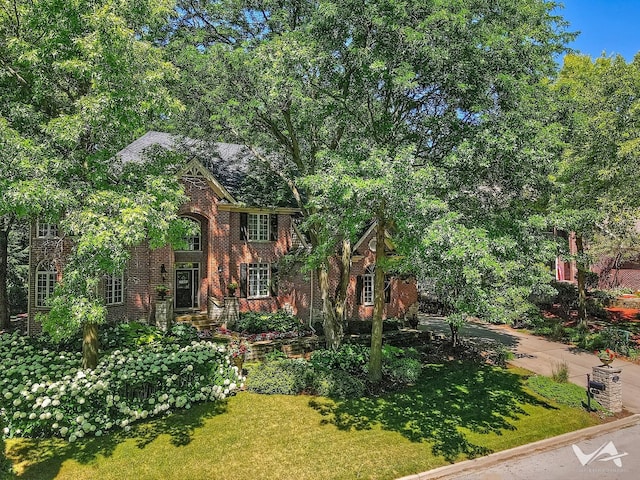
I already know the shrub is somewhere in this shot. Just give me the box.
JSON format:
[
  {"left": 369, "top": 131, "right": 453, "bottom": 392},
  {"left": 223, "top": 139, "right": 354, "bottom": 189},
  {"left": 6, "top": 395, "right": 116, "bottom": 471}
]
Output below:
[
  {"left": 246, "top": 359, "right": 311, "bottom": 395},
  {"left": 167, "top": 323, "right": 200, "bottom": 345},
  {"left": 0, "top": 331, "right": 242, "bottom": 440},
  {"left": 101, "top": 321, "right": 163, "bottom": 350},
  {"left": 236, "top": 311, "right": 306, "bottom": 334},
  {"left": 551, "top": 360, "right": 569, "bottom": 383},
  {"left": 527, "top": 374, "right": 604, "bottom": 411},
  {"left": 382, "top": 356, "right": 422, "bottom": 384},
  {"left": 311, "top": 369, "right": 365, "bottom": 398},
  {"left": 0, "top": 417, "right": 11, "bottom": 475},
  {"left": 310, "top": 344, "right": 370, "bottom": 377}
]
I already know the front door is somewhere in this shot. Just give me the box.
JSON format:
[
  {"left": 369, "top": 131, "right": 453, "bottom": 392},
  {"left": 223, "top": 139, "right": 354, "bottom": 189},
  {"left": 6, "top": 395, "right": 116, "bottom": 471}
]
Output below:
[{"left": 175, "top": 263, "right": 199, "bottom": 309}]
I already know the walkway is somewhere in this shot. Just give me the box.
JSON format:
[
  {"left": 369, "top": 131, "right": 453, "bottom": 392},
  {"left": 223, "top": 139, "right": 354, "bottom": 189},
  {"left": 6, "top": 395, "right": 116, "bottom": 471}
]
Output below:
[{"left": 420, "top": 315, "right": 640, "bottom": 413}]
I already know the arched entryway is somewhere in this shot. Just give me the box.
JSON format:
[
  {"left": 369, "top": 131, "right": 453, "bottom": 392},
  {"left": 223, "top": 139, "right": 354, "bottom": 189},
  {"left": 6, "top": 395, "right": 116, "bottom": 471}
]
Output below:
[{"left": 174, "top": 214, "right": 208, "bottom": 311}]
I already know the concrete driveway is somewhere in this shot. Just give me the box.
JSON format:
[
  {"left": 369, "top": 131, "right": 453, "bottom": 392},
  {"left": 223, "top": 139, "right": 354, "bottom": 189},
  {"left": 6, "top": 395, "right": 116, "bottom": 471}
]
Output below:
[{"left": 419, "top": 315, "right": 640, "bottom": 413}]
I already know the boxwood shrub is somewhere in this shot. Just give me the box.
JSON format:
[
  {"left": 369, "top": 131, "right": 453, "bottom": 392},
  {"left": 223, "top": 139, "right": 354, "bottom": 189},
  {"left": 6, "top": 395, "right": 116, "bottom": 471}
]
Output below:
[{"left": 246, "top": 359, "right": 311, "bottom": 395}]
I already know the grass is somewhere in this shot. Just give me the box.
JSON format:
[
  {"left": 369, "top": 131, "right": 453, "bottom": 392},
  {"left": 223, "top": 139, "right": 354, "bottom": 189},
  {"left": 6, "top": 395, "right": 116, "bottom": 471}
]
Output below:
[
  {"left": 526, "top": 374, "right": 605, "bottom": 411},
  {"left": 4, "top": 362, "right": 600, "bottom": 480}
]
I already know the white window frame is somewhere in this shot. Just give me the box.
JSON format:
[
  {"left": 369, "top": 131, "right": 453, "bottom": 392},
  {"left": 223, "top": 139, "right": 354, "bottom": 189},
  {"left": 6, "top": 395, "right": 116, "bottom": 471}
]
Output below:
[
  {"left": 36, "top": 262, "right": 57, "bottom": 307},
  {"left": 177, "top": 217, "right": 201, "bottom": 251},
  {"left": 363, "top": 273, "right": 374, "bottom": 306},
  {"left": 105, "top": 273, "right": 124, "bottom": 305},
  {"left": 37, "top": 222, "right": 59, "bottom": 238},
  {"left": 248, "top": 263, "right": 270, "bottom": 298},
  {"left": 248, "top": 213, "right": 269, "bottom": 242}
]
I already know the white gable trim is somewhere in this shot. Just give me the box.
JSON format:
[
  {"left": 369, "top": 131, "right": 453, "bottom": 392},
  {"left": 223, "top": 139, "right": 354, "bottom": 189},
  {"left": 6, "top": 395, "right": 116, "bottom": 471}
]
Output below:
[{"left": 178, "top": 159, "right": 237, "bottom": 203}]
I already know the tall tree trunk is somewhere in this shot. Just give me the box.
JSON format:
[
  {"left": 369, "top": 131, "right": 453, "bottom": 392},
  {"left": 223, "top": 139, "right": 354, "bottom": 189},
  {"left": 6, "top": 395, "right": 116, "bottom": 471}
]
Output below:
[
  {"left": 0, "top": 221, "right": 10, "bottom": 331},
  {"left": 333, "top": 238, "right": 351, "bottom": 325},
  {"left": 82, "top": 323, "right": 99, "bottom": 369},
  {"left": 318, "top": 264, "right": 343, "bottom": 350},
  {"left": 316, "top": 238, "right": 351, "bottom": 350},
  {"left": 575, "top": 234, "right": 588, "bottom": 326},
  {"left": 368, "top": 215, "right": 386, "bottom": 384}
]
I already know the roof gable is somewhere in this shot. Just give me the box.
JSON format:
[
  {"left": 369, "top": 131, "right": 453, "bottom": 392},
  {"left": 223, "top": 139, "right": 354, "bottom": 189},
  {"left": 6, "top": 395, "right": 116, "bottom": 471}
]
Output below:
[{"left": 116, "top": 131, "right": 250, "bottom": 201}]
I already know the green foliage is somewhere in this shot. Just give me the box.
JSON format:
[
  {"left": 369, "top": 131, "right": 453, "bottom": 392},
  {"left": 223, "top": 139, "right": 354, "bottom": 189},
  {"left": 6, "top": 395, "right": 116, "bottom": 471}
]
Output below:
[
  {"left": 236, "top": 311, "right": 305, "bottom": 334},
  {"left": 311, "top": 369, "right": 366, "bottom": 399},
  {"left": 263, "top": 349, "right": 287, "bottom": 362},
  {"left": 310, "top": 344, "right": 370, "bottom": 377},
  {"left": 551, "top": 361, "right": 570, "bottom": 383},
  {"left": 167, "top": 323, "right": 200, "bottom": 346},
  {"left": 527, "top": 375, "right": 604, "bottom": 411},
  {"left": 246, "top": 359, "right": 311, "bottom": 395},
  {"left": 0, "top": 331, "right": 242, "bottom": 440},
  {"left": 101, "top": 322, "right": 164, "bottom": 350}
]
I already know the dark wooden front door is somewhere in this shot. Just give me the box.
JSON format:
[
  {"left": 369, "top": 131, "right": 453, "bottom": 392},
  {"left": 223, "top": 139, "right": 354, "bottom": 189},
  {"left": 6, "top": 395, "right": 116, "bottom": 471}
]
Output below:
[{"left": 175, "top": 263, "right": 199, "bottom": 309}]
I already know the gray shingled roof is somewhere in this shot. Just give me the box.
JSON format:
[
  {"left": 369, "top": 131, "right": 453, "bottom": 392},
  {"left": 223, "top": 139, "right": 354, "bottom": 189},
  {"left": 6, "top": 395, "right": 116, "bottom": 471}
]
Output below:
[{"left": 116, "top": 131, "right": 251, "bottom": 199}]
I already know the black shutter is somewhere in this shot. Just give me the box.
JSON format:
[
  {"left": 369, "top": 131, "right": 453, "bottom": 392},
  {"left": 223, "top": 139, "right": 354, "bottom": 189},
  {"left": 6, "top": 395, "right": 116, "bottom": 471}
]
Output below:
[
  {"left": 270, "top": 263, "right": 279, "bottom": 297},
  {"left": 240, "top": 212, "right": 248, "bottom": 241},
  {"left": 270, "top": 214, "right": 278, "bottom": 241},
  {"left": 355, "top": 275, "right": 363, "bottom": 305},
  {"left": 240, "top": 263, "right": 248, "bottom": 297},
  {"left": 384, "top": 275, "right": 391, "bottom": 304}
]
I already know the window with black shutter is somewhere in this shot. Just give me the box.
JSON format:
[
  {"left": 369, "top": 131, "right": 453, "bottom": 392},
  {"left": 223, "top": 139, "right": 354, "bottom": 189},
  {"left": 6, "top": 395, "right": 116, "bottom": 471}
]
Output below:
[
  {"left": 384, "top": 275, "right": 391, "bottom": 303},
  {"left": 240, "top": 263, "right": 248, "bottom": 297},
  {"left": 270, "top": 214, "right": 278, "bottom": 241},
  {"left": 270, "top": 263, "right": 279, "bottom": 296},
  {"left": 240, "top": 213, "right": 248, "bottom": 241},
  {"left": 355, "top": 275, "right": 363, "bottom": 305}
]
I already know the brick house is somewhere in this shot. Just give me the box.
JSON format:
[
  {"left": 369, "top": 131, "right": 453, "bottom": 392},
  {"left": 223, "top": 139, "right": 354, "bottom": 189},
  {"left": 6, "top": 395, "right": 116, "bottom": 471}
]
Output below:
[{"left": 27, "top": 132, "right": 418, "bottom": 334}]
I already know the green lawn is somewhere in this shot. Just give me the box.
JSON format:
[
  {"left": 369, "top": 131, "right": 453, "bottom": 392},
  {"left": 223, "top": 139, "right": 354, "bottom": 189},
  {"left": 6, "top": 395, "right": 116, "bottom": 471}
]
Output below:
[{"left": 5, "top": 362, "right": 599, "bottom": 480}]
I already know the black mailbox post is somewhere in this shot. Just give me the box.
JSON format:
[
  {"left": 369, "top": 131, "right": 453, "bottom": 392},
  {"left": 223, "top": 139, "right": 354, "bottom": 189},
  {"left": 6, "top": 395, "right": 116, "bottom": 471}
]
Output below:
[{"left": 586, "top": 374, "right": 606, "bottom": 411}]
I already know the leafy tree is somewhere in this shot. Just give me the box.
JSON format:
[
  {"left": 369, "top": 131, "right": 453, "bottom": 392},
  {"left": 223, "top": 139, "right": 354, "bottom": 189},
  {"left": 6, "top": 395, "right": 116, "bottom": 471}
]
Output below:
[
  {"left": 165, "top": 1, "right": 570, "bottom": 367},
  {"left": 553, "top": 54, "right": 640, "bottom": 324},
  {"left": 269, "top": 0, "right": 568, "bottom": 379},
  {"left": 0, "top": 0, "right": 186, "bottom": 367}
]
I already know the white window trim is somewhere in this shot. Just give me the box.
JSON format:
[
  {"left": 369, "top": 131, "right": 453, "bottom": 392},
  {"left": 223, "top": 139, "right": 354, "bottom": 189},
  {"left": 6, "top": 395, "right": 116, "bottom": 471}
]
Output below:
[
  {"left": 105, "top": 273, "right": 124, "bottom": 305},
  {"left": 248, "top": 213, "right": 270, "bottom": 242},
  {"left": 37, "top": 222, "right": 59, "bottom": 239},
  {"left": 363, "top": 273, "right": 374, "bottom": 306},
  {"left": 248, "top": 263, "right": 270, "bottom": 298},
  {"left": 36, "top": 262, "right": 57, "bottom": 308},
  {"left": 176, "top": 217, "right": 202, "bottom": 252}
]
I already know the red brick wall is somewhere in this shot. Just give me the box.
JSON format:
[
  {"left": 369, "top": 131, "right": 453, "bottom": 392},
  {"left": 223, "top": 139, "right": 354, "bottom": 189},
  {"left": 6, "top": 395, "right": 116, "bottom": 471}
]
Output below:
[{"left": 28, "top": 175, "right": 418, "bottom": 333}]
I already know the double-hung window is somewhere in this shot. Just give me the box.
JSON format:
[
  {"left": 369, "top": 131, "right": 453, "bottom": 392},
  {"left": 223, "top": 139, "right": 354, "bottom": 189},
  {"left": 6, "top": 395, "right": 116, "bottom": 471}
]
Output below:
[
  {"left": 105, "top": 274, "right": 124, "bottom": 305},
  {"left": 248, "top": 263, "right": 270, "bottom": 298},
  {"left": 37, "top": 223, "right": 59, "bottom": 238},
  {"left": 36, "top": 262, "right": 57, "bottom": 307},
  {"left": 248, "top": 214, "right": 269, "bottom": 241},
  {"left": 363, "top": 272, "right": 375, "bottom": 305}
]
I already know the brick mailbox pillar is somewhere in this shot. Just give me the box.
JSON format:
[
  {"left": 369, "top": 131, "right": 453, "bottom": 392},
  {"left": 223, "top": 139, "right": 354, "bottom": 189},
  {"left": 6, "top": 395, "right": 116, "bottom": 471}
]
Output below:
[{"left": 591, "top": 366, "right": 622, "bottom": 413}]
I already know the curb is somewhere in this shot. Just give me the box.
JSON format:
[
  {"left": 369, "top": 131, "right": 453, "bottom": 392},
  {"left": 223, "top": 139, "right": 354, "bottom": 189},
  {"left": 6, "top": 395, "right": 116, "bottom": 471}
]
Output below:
[{"left": 396, "top": 413, "right": 640, "bottom": 480}]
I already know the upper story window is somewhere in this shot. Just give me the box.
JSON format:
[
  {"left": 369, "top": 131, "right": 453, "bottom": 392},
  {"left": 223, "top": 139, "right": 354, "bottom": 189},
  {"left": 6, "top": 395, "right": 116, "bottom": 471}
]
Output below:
[
  {"left": 248, "top": 213, "right": 269, "bottom": 241},
  {"left": 36, "top": 262, "right": 57, "bottom": 307},
  {"left": 37, "top": 222, "right": 59, "bottom": 238},
  {"left": 240, "top": 213, "right": 278, "bottom": 242},
  {"left": 105, "top": 273, "right": 124, "bottom": 305},
  {"left": 178, "top": 217, "right": 201, "bottom": 251}
]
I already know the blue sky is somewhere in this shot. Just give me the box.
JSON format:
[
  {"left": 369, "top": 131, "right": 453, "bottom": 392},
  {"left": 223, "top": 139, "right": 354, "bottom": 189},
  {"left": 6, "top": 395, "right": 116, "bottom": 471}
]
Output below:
[{"left": 557, "top": 0, "right": 640, "bottom": 61}]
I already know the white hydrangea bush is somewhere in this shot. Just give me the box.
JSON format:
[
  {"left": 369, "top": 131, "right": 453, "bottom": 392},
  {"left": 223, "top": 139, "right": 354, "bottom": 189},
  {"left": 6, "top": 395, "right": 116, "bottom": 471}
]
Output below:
[{"left": 0, "top": 332, "right": 244, "bottom": 441}]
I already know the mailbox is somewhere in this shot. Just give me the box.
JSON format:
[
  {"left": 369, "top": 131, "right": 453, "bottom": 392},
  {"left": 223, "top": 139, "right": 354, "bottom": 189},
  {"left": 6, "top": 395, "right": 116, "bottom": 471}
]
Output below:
[{"left": 589, "top": 380, "right": 605, "bottom": 394}]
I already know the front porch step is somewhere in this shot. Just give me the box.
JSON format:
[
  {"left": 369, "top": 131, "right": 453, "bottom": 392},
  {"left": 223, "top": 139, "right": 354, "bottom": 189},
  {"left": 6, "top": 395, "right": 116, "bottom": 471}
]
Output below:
[{"left": 175, "top": 313, "right": 215, "bottom": 331}]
